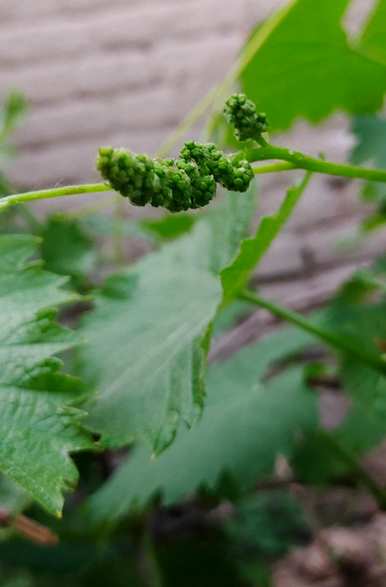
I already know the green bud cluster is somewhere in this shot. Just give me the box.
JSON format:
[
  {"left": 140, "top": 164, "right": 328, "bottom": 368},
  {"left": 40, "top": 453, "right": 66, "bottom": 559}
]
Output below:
[
  {"left": 180, "top": 141, "right": 253, "bottom": 192},
  {"left": 224, "top": 93, "right": 268, "bottom": 143},
  {"left": 97, "top": 141, "right": 253, "bottom": 212}
]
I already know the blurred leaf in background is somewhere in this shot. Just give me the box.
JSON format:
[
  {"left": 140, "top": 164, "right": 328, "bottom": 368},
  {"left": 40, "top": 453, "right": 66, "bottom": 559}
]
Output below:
[
  {"left": 0, "top": 92, "right": 27, "bottom": 196},
  {"left": 40, "top": 214, "right": 97, "bottom": 290},
  {"left": 225, "top": 490, "right": 311, "bottom": 581}
]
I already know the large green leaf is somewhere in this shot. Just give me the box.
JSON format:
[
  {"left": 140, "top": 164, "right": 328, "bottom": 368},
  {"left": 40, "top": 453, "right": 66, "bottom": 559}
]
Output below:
[
  {"left": 0, "top": 235, "right": 92, "bottom": 515},
  {"left": 241, "top": 0, "right": 386, "bottom": 131},
  {"left": 86, "top": 328, "right": 316, "bottom": 527},
  {"left": 221, "top": 173, "right": 311, "bottom": 304},
  {"left": 78, "top": 187, "right": 256, "bottom": 453}
]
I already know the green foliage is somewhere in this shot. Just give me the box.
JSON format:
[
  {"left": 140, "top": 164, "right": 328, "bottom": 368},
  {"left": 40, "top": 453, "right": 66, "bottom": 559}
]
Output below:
[
  {"left": 0, "top": 235, "right": 92, "bottom": 515},
  {"left": 241, "top": 0, "right": 386, "bottom": 131}
]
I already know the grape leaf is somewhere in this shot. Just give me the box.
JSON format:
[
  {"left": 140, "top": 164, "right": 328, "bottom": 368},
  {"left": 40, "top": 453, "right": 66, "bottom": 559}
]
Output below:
[
  {"left": 0, "top": 234, "right": 93, "bottom": 515},
  {"left": 78, "top": 186, "right": 257, "bottom": 453},
  {"left": 86, "top": 328, "right": 315, "bottom": 527},
  {"left": 221, "top": 172, "right": 311, "bottom": 304},
  {"left": 241, "top": 0, "right": 386, "bottom": 131}
]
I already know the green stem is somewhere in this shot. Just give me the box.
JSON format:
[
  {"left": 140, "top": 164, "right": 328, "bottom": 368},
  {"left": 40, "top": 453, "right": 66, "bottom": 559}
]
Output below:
[
  {"left": 246, "top": 144, "right": 386, "bottom": 183},
  {"left": 240, "top": 289, "right": 386, "bottom": 374},
  {"left": 0, "top": 183, "right": 110, "bottom": 212}
]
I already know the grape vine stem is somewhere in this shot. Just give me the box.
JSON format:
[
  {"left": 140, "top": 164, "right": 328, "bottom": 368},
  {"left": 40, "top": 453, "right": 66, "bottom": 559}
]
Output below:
[{"left": 1, "top": 144, "right": 386, "bottom": 212}]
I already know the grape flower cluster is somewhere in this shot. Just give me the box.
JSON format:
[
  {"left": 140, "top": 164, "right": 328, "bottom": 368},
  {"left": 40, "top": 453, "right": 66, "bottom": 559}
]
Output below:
[
  {"left": 97, "top": 142, "right": 253, "bottom": 212},
  {"left": 97, "top": 94, "right": 265, "bottom": 212},
  {"left": 224, "top": 94, "right": 268, "bottom": 143}
]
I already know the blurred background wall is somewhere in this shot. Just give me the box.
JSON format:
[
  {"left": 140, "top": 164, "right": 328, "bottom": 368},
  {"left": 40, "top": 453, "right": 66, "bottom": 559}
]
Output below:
[{"left": 0, "top": 0, "right": 382, "bottom": 316}]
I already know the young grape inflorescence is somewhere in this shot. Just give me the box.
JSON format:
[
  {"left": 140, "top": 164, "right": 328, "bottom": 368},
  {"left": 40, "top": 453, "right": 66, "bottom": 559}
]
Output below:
[
  {"left": 223, "top": 94, "right": 268, "bottom": 143},
  {"left": 97, "top": 94, "right": 266, "bottom": 212}
]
